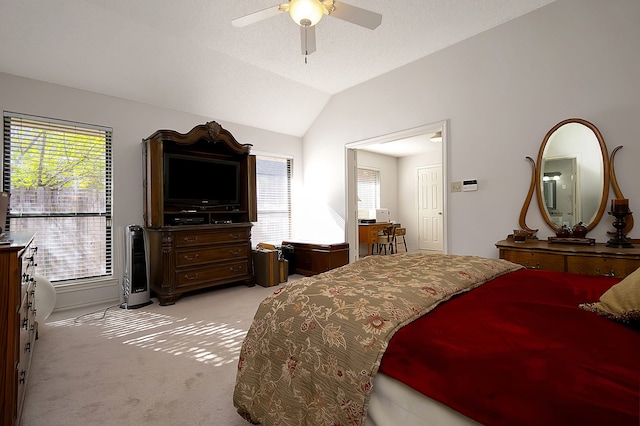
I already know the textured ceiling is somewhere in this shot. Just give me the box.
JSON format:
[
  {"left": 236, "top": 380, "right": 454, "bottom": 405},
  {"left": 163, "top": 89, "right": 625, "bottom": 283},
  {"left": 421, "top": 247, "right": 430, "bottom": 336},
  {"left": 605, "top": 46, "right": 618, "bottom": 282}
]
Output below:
[{"left": 0, "top": 0, "right": 556, "bottom": 136}]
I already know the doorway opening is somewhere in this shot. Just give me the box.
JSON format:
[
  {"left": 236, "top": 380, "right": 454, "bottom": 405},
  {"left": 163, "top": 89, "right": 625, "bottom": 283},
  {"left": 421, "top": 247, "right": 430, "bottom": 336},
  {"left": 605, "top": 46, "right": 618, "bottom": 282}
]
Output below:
[{"left": 345, "top": 121, "right": 448, "bottom": 262}]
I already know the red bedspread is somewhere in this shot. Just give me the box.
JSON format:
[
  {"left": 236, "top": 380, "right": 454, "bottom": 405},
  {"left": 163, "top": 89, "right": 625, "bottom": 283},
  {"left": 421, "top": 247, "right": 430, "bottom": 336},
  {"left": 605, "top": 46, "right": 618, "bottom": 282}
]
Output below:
[{"left": 379, "top": 269, "right": 640, "bottom": 426}]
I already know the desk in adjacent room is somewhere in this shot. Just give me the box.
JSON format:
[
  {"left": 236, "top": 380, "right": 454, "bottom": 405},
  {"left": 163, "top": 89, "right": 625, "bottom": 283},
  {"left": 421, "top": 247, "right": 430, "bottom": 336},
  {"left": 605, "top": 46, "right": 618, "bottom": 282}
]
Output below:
[{"left": 358, "top": 222, "right": 392, "bottom": 255}]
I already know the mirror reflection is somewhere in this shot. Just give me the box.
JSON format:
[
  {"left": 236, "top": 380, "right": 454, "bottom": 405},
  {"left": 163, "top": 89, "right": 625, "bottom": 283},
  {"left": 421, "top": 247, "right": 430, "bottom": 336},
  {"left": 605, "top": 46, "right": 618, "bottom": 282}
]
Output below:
[{"left": 536, "top": 119, "right": 609, "bottom": 232}]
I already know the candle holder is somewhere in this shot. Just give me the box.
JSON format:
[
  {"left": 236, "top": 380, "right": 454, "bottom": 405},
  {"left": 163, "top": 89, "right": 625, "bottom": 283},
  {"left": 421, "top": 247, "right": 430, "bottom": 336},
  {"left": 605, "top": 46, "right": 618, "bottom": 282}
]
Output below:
[{"left": 606, "top": 210, "right": 634, "bottom": 248}]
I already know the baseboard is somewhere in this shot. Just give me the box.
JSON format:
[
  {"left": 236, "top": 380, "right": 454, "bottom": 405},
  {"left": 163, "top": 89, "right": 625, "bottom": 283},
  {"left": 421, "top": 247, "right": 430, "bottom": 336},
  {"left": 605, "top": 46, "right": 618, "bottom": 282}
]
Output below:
[{"left": 51, "top": 277, "right": 120, "bottom": 313}]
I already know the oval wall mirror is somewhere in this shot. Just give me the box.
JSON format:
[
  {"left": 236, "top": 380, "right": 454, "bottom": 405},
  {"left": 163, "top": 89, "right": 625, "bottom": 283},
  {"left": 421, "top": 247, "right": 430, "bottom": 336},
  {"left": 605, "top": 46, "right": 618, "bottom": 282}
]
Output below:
[{"left": 535, "top": 118, "right": 610, "bottom": 232}]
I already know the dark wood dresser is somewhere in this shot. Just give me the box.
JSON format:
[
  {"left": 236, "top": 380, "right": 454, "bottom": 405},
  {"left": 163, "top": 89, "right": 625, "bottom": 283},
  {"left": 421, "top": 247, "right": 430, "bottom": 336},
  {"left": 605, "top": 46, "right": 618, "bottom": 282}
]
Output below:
[
  {"left": 496, "top": 238, "right": 640, "bottom": 278},
  {"left": 1, "top": 231, "right": 37, "bottom": 426},
  {"left": 146, "top": 224, "right": 253, "bottom": 305}
]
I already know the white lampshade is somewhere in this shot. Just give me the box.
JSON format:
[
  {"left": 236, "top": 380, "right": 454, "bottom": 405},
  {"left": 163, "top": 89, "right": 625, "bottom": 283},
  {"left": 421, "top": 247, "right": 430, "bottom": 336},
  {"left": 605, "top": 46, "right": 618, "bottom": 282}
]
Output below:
[
  {"left": 289, "top": 0, "right": 325, "bottom": 27},
  {"left": 35, "top": 274, "right": 57, "bottom": 323}
]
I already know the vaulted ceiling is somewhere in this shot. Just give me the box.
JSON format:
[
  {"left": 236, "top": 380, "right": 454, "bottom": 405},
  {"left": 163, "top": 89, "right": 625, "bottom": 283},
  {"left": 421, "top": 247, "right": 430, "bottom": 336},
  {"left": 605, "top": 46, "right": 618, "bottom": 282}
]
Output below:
[{"left": 0, "top": 0, "right": 556, "bottom": 136}]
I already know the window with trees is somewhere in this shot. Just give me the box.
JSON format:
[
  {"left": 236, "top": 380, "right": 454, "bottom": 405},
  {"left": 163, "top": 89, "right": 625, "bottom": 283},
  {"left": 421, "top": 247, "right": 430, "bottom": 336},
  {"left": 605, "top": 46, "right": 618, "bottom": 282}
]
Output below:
[
  {"left": 251, "top": 155, "right": 292, "bottom": 246},
  {"left": 2, "top": 112, "right": 112, "bottom": 283}
]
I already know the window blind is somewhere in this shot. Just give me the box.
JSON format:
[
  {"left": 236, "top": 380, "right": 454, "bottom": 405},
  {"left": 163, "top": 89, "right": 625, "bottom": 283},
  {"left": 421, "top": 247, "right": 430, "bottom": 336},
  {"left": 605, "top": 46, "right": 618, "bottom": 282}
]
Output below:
[
  {"left": 357, "top": 168, "right": 380, "bottom": 210},
  {"left": 251, "top": 155, "right": 292, "bottom": 246},
  {"left": 3, "top": 112, "right": 112, "bottom": 282}
]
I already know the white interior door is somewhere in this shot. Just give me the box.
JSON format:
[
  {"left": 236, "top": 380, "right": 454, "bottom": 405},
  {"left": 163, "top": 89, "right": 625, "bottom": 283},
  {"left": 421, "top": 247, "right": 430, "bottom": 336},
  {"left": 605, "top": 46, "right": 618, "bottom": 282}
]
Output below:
[{"left": 418, "top": 165, "right": 443, "bottom": 251}]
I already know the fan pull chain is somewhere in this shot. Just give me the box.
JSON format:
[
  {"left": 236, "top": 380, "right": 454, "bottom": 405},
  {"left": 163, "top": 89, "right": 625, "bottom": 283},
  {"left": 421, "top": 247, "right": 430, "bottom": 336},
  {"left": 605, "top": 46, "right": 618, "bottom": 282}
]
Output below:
[{"left": 303, "top": 25, "right": 310, "bottom": 64}]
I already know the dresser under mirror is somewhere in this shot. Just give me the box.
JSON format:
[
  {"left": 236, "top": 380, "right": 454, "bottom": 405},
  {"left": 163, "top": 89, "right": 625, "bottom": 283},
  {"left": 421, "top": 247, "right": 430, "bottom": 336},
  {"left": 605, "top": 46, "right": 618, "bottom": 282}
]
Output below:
[{"left": 496, "top": 118, "right": 640, "bottom": 278}]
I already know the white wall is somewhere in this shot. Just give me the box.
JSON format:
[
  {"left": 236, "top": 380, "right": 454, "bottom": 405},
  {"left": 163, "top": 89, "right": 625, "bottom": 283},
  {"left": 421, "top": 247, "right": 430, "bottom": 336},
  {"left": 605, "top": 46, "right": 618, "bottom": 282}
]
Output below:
[
  {"left": 0, "top": 73, "right": 303, "bottom": 310},
  {"left": 302, "top": 0, "right": 640, "bottom": 258}
]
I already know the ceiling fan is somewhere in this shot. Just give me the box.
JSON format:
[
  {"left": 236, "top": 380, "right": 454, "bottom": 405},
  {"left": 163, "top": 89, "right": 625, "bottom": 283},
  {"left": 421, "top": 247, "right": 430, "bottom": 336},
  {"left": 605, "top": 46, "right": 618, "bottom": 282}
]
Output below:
[{"left": 232, "top": 0, "right": 382, "bottom": 59}]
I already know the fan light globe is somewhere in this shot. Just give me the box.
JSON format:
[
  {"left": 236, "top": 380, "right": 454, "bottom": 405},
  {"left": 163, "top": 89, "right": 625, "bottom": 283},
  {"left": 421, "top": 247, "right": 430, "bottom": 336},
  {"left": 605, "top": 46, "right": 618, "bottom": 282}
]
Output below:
[{"left": 289, "top": 0, "right": 324, "bottom": 27}]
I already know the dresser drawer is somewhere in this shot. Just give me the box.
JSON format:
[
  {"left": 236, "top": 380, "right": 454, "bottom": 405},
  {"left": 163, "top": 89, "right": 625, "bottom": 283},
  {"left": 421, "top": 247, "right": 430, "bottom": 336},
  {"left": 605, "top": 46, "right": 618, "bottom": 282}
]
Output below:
[
  {"left": 175, "top": 261, "right": 249, "bottom": 287},
  {"left": 176, "top": 244, "right": 249, "bottom": 268},
  {"left": 501, "top": 250, "right": 565, "bottom": 271},
  {"left": 21, "top": 249, "right": 36, "bottom": 300},
  {"left": 566, "top": 256, "right": 640, "bottom": 278},
  {"left": 174, "top": 228, "right": 249, "bottom": 247},
  {"left": 18, "top": 306, "right": 35, "bottom": 362}
]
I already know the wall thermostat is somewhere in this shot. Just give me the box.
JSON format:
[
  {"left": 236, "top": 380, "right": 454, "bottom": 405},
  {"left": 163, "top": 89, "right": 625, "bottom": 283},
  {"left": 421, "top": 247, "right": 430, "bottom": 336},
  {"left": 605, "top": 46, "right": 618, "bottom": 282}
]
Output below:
[{"left": 462, "top": 179, "right": 478, "bottom": 192}]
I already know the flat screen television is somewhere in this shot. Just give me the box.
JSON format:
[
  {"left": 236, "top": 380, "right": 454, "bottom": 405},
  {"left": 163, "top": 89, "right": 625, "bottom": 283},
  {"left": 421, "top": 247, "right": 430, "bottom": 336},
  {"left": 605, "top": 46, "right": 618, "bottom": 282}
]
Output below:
[{"left": 164, "top": 153, "right": 240, "bottom": 207}]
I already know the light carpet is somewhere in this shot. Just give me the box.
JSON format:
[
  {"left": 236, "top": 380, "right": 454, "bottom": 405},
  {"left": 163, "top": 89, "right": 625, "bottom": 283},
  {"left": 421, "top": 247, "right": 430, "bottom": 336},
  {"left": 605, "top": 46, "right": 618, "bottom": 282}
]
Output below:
[{"left": 21, "top": 279, "right": 299, "bottom": 426}]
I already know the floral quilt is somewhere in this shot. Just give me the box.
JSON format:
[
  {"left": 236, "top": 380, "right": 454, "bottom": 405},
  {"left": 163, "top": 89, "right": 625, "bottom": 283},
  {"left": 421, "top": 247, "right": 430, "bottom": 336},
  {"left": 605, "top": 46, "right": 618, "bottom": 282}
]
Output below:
[{"left": 233, "top": 253, "right": 522, "bottom": 426}]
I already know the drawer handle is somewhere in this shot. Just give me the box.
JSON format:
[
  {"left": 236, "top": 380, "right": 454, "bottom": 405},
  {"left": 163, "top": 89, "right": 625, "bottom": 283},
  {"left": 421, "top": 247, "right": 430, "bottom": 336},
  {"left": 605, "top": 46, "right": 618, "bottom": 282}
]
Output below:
[
  {"left": 19, "top": 371, "right": 26, "bottom": 384},
  {"left": 25, "top": 342, "right": 31, "bottom": 353},
  {"left": 184, "top": 273, "right": 200, "bottom": 281},
  {"left": 524, "top": 262, "right": 540, "bottom": 270},
  {"left": 183, "top": 236, "right": 199, "bottom": 243},
  {"left": 230, "top": 265, "right": 244, "bottom": 272},
  {"left": 183, "top": 254, "right": 199, "bottom": 261},
  {"left": 228, "top": 233, "right": 241, "bottom": 239},
  {"left": 596, "top": 268, "right": 615, "bottom": 277},
  {"left": 229, "top": 249, "right": 242, "bottom": 255},
  {"left": 22, "top": 318, "right": 28, "bottom": 329}
]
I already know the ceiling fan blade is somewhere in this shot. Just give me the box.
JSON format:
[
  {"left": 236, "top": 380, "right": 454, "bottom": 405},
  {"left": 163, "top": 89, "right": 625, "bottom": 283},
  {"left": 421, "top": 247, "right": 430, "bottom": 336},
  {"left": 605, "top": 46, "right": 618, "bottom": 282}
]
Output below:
[
  {"left": 300, "top": 25, "right": 316, "bottom": 56},
  {"left": 329, "top": 1, "right": 382, "bottom": 30},
  {"left": 232, "top": 5, "right": 284, "bottom": 27}
]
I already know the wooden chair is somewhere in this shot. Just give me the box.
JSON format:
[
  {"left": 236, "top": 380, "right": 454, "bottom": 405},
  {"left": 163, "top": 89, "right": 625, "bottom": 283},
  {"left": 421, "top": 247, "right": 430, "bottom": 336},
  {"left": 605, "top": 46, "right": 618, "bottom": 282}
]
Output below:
[
  {"left": 376, "top": 226, "right": 394, "bottom": 254},
  {"left": 392, "top": 227, "right": 407, "bottom": 253}
]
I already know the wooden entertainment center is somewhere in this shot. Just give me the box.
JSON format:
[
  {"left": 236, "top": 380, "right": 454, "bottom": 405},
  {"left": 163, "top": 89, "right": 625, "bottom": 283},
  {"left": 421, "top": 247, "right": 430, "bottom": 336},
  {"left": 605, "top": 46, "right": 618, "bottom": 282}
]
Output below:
[{"left": 142, "top": 122, "right": 257, "bottom": 305}]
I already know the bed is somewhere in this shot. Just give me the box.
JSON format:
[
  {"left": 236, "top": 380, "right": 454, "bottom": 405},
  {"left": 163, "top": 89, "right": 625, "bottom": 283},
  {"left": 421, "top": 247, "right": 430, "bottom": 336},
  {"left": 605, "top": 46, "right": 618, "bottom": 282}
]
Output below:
[{"left": 233, "top": 252, "right": 640, "bottom": 426}]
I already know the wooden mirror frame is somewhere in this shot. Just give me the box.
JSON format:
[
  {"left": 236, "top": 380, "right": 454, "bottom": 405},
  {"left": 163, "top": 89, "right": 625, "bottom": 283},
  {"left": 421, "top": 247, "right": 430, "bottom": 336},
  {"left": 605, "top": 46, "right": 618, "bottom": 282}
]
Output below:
[
  {"left": 519, "top": 118, "right": 633, "bottom": 236},
  {"left": 536, "top": 118, "right": 610, "bottom": 233}
]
